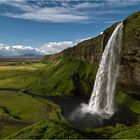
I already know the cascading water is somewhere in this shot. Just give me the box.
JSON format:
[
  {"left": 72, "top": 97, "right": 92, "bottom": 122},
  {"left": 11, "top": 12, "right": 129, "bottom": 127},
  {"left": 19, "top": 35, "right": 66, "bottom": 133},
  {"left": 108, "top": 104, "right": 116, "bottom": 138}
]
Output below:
[
  {"left": 70, "top": 23, "right": 123, "bottom": 127},
  {"left": 87, "top": 22, "right": 123, "bottom": 117}
]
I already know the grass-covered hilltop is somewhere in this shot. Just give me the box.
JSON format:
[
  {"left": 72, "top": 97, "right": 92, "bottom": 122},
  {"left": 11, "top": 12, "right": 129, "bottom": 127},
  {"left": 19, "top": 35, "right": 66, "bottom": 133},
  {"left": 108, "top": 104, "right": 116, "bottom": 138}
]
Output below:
[{"left": 0, "top": 10, "right": 140, "bottom": 139}]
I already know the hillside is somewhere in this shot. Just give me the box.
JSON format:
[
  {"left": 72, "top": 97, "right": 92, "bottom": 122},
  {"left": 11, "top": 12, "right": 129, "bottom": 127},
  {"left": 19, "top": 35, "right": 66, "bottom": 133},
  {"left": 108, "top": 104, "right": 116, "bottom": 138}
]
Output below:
[{"left": 43, "top": 11, "right": 140, "bottom": 94}]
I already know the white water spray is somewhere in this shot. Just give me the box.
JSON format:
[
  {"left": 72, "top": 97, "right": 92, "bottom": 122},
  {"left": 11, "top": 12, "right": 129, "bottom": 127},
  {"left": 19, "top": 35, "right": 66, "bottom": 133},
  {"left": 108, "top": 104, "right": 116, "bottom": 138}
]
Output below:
[{"left": 71, "top": 23, "right": 123, "bottom": 123}]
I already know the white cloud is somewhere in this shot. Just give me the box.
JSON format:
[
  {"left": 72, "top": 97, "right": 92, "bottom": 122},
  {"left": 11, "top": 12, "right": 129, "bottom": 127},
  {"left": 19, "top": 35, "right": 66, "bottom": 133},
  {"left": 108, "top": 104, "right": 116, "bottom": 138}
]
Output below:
[
  {"left": 0, "top": 35, "right": 99, "bottom": 56},
  {"left": 73, "top": 2, "right": 104, "bottom": 9},
  {"left": 0, "top": 40, "right": 82, "bottom": 57},
  {"left": 0, "top": 44, "right": 45, "bottom": 57},
  {"left": 0, "top": 0, "right": 89, "bottom": 23},
  {"left": 100, "top": 32, "right": 103, "bottom": 35},
  {"left": 0, "top": 0, "right": 34, "bottom": 11},
  {"left": 0, "top": 0, "right": 139, "bottom": 23},
  {"left": 76, "top": 37, "right": 92, "bottom": 43},
  {"left": 39, "top": 37, "right": 95, "bottom": 55},
  {"left": 40, "top": 41, "right": 74, "bottom": 54},
  {"left": 5, "top": 7, "right": 88, "bottom": 23},
  {"left": 106, "top": 0, "right": 140, "bottom": 7}
]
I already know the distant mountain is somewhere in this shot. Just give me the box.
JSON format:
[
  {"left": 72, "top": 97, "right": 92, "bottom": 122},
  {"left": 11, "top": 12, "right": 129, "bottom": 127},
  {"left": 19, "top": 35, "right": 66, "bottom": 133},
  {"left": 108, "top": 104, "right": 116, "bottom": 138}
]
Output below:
[
  {"left": 0, "top": 54, "right": 44, "bottom": 58},
  {"left": 19, "top": 54, "right": 44, "bottom": 58}
]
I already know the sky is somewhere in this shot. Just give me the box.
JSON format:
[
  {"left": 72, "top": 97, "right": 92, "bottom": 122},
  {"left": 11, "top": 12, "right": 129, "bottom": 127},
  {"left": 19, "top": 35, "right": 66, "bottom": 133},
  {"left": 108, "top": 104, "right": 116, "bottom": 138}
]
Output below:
[{"left": 0, "top": 0, "right": 140, "bottom": 56}]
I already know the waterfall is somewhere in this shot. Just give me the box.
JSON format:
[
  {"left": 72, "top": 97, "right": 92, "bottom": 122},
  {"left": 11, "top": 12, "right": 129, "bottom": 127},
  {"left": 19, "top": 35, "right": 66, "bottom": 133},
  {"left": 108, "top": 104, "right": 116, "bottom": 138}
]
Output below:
[
  {"left": 69, "top": 23, "right": 123, "bottom": 129},
  {"left": 88, "top": 22, "right": 123, "bottom": 116}
]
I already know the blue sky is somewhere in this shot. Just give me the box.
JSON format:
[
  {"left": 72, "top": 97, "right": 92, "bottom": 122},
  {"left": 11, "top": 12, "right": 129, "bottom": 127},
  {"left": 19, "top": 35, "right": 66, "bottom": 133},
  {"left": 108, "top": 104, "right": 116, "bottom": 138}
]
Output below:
[{"left": 0, "top": 0, "right": 140, "bottom": 56}]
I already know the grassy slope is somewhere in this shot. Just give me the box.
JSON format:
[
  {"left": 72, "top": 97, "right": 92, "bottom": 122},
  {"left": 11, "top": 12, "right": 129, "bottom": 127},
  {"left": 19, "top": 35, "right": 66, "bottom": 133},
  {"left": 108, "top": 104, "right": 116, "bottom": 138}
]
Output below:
[
  {"left": 0, "top": 91, "right": 61, "bottom": 138},
  {"left": 7, "top": 120, "right": 86, "bottom": 139},
  {"left": 117, "top": 91, "right": 140, "bottom": 114},
  {"left": 0, "top": 91, "right": 53, "bottom": 121},
  {"left": 0, "top": 61, "right": 139, "bottom": 139},
  {"left": 0, "top": 60, "right": 140, "bottom": 114},
  {"left": 0, "top": 59, "right": 97, "bottom": 96},
  {"left": 123, "top": 10, "right": 140, "bottom": 41},
  {"left": 0, "top": 121, "right": 25, "bottom": 139},
  {"left": 30, "top": 59, "right": 97, "bottom": 96},
  {"left": 7, "top": 118, "right": 140, "bottom": 139},
  {"left": 87, "top": 122, "right": 140, "bottom": 139},
  {"left": 6, "top": 116, "right": 140, "bottom": 139}
]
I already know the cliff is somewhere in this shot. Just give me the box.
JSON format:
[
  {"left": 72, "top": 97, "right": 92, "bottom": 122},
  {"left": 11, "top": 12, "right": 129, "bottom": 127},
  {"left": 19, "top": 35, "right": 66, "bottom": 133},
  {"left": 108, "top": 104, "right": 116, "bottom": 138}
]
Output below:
[{"left": 43, "top": 11, "right": 140, "bottom": 93}]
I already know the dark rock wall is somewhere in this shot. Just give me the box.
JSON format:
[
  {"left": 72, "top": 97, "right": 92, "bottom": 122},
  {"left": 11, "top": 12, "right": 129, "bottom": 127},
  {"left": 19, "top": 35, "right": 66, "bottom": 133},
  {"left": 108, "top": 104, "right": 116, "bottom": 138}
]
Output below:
[{"left": 118, "top": 11, "right": 140, "bottom": 92}]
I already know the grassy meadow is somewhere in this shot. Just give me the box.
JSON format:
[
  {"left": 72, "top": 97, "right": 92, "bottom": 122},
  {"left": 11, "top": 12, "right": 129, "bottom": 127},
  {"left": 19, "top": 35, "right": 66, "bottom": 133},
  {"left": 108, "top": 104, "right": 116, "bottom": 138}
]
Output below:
[
  {"left": 0, "top": 58, "right": 140, "bottom": 139},
  {"left": 0, "top": 90, "right": 63, "bottom": 138}
]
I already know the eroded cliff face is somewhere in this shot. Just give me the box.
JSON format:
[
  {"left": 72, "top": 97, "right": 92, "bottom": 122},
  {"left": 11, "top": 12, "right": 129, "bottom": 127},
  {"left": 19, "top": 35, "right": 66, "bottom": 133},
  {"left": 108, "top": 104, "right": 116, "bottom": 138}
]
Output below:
[
  {"left": 44, "top": 11, "right": 140, "bottom": 92},
  {"left": 118, "top": 11, "right": 140, "bottom": 92},
  {"left": 45, "top": 34, "right": 104, "bottom": 64}
]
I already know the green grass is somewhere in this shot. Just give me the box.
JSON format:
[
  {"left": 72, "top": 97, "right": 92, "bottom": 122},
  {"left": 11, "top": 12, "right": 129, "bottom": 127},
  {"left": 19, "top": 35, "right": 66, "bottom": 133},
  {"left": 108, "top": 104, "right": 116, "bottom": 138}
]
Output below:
[
  {"left": 0, "top": 91, "right": 63, "bottom": 138},
  {"left": 30, "top": 58, "right": 97, "bottom": 96},
  {"left": 6, "top": 115, "right": 140, "bottom": 139},
  {"left": 0, "top": 106, "right": 17, "bottom": 119},
  {"left": 116, "top": 91, "right": 140, "bottom": 114},
  {"left": 7, "top": 119, "right": 86, "bottom": 139},
  {"left": 0, "top": 64, "right": 42, "bottom": 89},
  {"left": 0, "top": 91, "right": 60, "bottom": 121},
  {"left": 124, "top": 10, "right": 140, "bottom": 34},
  {"left": 87, "top": 122, "right": 140, "bottom": 139},
  {"left": 0, "top": 59, "right": 97, "bottom": 96},
  {"left": 0, "top": 121, "right": 25, "bottom": 139},
  {"left": 0, "top": 60, "right": 96, "bottom": 138}
]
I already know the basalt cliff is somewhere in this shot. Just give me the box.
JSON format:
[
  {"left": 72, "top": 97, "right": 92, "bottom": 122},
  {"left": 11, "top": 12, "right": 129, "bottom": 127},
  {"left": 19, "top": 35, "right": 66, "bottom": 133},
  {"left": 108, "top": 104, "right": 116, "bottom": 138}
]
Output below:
[{"left": 43, "top": 11, "right": 140, "bottom": 94}]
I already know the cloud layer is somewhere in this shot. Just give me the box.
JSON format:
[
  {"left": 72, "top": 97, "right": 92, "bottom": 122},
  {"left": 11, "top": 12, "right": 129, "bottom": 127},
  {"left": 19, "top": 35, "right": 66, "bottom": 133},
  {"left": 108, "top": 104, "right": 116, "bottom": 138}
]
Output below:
[
  {"left": 40, "top": 41, "right": 74, "bottom": 54},
  {"left": 0, "top": 37, "right": 95, "bottom": 57},
  {"left": 0, "top": 44, "right": 45, "bottom": 57},
  {"left": 0, "top": 41, "right": 75, "bottom": 57},
  {"left": 0, "top": 36, "right": 93, "bottom": 57},
  {"left": 0, "top": 0, "right": 139, "bottom": 23}
]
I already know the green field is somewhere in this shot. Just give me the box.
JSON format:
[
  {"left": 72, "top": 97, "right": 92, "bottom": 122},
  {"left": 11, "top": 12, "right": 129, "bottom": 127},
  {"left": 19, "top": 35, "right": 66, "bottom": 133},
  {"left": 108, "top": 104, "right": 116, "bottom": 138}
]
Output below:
[
  {"left": 0, "top": 59, "right": 97, "bottom": 96},
  {"left": 0, "top": 91, "right": 56, "bottom": 121},
  {"left": 0, "top": 63, "right": 46, "bottom": 89},
  {"left": 0, "top": 59, "right": 140, "bottom": 139},
  {"left": 0, "top": 90, "right": 62, "bottom": 138},
  {"left": 7, "top": 120, "right": 86, "bottom": 139}
]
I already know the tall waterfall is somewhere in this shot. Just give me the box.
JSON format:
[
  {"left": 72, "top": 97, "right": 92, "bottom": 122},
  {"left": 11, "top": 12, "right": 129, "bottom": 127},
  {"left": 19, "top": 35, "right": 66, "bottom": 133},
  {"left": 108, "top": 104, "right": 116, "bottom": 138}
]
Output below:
[
  {"left": 70, "top": 23, "right": 123, "bottom": 129},
  {"left": 88, "top": 22, "right": 123, "bottom": 116}
]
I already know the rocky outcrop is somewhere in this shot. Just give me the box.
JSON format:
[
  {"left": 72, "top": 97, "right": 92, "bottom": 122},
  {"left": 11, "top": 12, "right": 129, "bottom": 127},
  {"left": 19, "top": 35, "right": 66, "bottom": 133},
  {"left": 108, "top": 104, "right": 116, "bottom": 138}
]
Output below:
[{"left": 44, "top": 11, "right": 140, "bottom": 93}]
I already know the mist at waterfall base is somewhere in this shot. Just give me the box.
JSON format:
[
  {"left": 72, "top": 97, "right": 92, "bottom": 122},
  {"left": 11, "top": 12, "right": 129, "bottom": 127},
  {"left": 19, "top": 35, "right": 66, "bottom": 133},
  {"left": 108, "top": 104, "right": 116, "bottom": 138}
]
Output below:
[{"left": 69, "top": 23, "right": 123, "bottom": 129}]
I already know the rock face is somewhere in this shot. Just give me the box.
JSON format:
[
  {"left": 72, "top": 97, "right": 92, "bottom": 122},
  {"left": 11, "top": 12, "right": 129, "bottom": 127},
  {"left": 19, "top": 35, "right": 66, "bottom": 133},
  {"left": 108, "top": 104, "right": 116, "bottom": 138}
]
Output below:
[
  {"left": 44, "top": 11, "right": 140, "bottom": 93},
  {"left": 45, "top": 34, "right": 104, "bottom": 64},
  {"left": 119, "top": 11, "right": 140, "bottom": 92}
]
